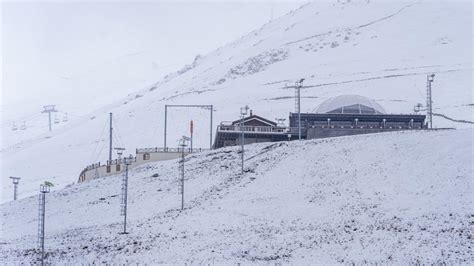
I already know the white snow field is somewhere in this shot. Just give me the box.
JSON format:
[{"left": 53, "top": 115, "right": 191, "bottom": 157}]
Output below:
[
  {"left": 1, "top": 0, "right": 472, "bottom": 203},
  {"left": 0, "top": 129, "right": 472, "bottom": 263}
]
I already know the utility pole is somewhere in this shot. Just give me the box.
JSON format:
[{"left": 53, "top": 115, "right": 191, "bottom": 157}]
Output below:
[
  {"left": 210, "top": 105, "right": 213, "bottom": 149},
  {"left": 9, "top": 177, "right": 21, "bottom": 201},
  {"left": 295, "top": 79, "right": 305, "bottom": 140},
  {"left": 179, "top": 136, "right": 190, "bottom": 210},
  {"left": 38, "top": 184, "right": 50, "bottom": 266},
  {"left": 240, "top": 105, "right": 249, "bottom": 174},
  {"left": 190, "top": 120, "right": 194, "bottom": 152},
  {"left": 120, "top": 155, "right": 133, "bottom": 234},
  {"left": 41, "top": 105, "right": 58, "bottom": 132},
  {"left": 164, "top": 105, "right": 168, "bottom": 151},
  {"left": 426, "top": 73, "right": 435, "bottom": 129},
  {"left": 109, "top": 113, "right": 113, "bottom": 163}
]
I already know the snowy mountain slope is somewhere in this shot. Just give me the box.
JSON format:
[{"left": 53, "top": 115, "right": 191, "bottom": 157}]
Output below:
[
  {"left": 0, "top": 129, "right": 472, "bottom": 263},
  {"left": 1, "top": 0, "right": 472, "bottom": 202}
]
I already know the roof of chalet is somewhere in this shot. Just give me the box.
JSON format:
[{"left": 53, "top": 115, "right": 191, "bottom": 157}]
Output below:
[{"left": 231, "top": 114, "right": 277, "bottom": 127}]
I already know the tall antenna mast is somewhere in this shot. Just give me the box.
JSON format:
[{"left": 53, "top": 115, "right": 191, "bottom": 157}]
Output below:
[
  {"left": 109, "top": 113, "right": 113, "bottom": 162},
  {"left": 426, "top": 73, "right": 435, "bottom": 129},
  {"left": 295, "top": 78, "right": 305, "bottom": 140}
]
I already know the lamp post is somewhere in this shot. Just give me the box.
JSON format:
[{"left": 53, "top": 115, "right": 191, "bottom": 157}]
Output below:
[
  {"left": 9, "top": 177, "right": 20, "bottom": 201},
  {"left": 427, "top": 73, "right": 435, "bottom": 129},
  {"left": 240, "top": 105, "right": 249, "bottom": 174}
]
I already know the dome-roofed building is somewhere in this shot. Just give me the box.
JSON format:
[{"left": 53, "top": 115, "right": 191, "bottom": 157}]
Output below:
[
  {"left": 315, "top": 95, "right": 386, "bottom": 114},
  {"left": 289, "top": 94, "right": 426, "bottom": 140}
]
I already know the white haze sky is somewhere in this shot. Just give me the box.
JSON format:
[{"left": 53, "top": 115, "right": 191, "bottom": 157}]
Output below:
[{"left": 1, "top": 0, "right": 303, "bottom": 122}]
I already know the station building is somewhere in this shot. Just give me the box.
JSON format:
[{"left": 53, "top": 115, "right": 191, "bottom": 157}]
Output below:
[{"left": 213, "top": 95, "right": 426, "bottom": 148}]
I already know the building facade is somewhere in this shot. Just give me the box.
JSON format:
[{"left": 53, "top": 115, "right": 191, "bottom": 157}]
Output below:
[
  {"left": 213, "top": 95, "right": 426, "bottom": 148},
  {"left": 78, "top": 147, "right": 204, "bottom": 183},
  {"left": 213, "top": 114, "right": 289, "bottom": 149}
]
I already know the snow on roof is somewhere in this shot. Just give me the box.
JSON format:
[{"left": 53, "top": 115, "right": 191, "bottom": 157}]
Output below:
[{"left": 315, "top": 95, "right": 386, "bottom": 114}]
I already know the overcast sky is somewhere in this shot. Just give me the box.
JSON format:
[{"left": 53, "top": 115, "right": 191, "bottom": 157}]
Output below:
[{"left": 1, "top": 1, "right": 303, "bottom": 121}]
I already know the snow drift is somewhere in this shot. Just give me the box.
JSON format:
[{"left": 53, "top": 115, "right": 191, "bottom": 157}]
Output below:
[{"left": 0, "top": 129, "right": 472, "bottom": 263}]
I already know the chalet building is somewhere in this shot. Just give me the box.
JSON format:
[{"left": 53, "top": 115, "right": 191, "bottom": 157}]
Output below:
[
  {"left": 213, "top": 95, "right": 426, "bottom": 148},
  {"left": 213, "top": 111, "right": 289, "bottom": 149}
]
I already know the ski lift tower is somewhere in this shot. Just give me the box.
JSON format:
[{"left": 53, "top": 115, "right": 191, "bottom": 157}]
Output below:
[{"left": 41, "top": 105, "right": 58, "bottom": 132}]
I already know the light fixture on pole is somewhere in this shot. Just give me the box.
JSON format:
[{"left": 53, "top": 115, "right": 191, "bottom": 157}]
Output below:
[
  {"left": 240, "top": 105, "right": 249, "bottom": 174},
  {"left": 9, "top": 177, "right": 21, "bottom": 201},
  {"left": 178, "top": 136, "right": 191, "bottom": 210},
  {"left": 413, "top": 103, "right": 423, "bottom": 114},
  {"left": 275, "top": 118, "right": 286, "bottom": 127}
]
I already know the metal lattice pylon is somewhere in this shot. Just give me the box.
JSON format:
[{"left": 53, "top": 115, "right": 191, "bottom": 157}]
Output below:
[
  {"left": 120, "top": 170, "right": 127, "bottom": 216},
  {"left": 37, "top": 193, "right": 45, "bottom": 246},
  {"left": 37, "top": 184, "right": 50, "bottom": 266}
]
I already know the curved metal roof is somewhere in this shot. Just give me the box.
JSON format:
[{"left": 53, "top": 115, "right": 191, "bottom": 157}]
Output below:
[{"left": 315, "top": 95, "right": 386, "bottom": 114}]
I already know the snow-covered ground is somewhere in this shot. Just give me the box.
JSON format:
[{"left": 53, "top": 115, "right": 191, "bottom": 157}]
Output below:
[
  {"left": 1, "top": 0, "right": 472, "bottom": 206},
  {"left": 0, "top": 129, "right": 472, "bottom": 263}
]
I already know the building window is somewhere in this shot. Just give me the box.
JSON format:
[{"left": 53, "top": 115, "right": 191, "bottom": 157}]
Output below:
[
  {"left": 116, "top": 164, "right": 121, "bottom": 171},
  {"left": 143, "top": 153, "right": 150, "bottom": 160},
  {"left": 106, "top": 166, "right": 111, "bottom": 173}
]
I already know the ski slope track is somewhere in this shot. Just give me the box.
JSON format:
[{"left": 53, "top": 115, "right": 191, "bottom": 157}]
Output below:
[
  {"left": 1, "top": 0, "right": 472, "bottom": 215},
  {"left": 0, "top": 129, "right": 472, "bottom": 263}
]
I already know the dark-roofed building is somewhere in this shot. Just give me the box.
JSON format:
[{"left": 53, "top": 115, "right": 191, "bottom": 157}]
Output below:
[
  {"left": 213, "top": 95, "right": 426, "bottom": 148},
  {"left": 213, "top": 112, "right": 289, "bottom": 148},
  {"left": 290, "top": 95, "right": 426, "bottom": 139}
]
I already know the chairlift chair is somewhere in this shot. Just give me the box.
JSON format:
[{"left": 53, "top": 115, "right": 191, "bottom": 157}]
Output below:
[
  {"left": 20, "top": 122, "right": 26, "bottom": 130},
  {"left": 54, "top": 115, "right": 60, "bottom": 124},
  {"left": 62, "top": 113, "right": 68, "bottom": 122},
  {"left": 12, "top": 122, "right": 18, "bottom": 131}
]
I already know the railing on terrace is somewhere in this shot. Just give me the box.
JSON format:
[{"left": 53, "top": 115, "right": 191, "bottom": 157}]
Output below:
[
  {"left": 309, "top": 125, "right": 424, "bottom": 130},
  {"left": 136, "top": 147, "right": 208, "bottom": 154},
  {"left": 107, "top": 156, "right": 137, "bottom": 166},
  {"left": 85, "top": 162, "right": 101, "bottom": 171},
  {"left": 217, "top": 125, "right": 289, "bottom": 134}
]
